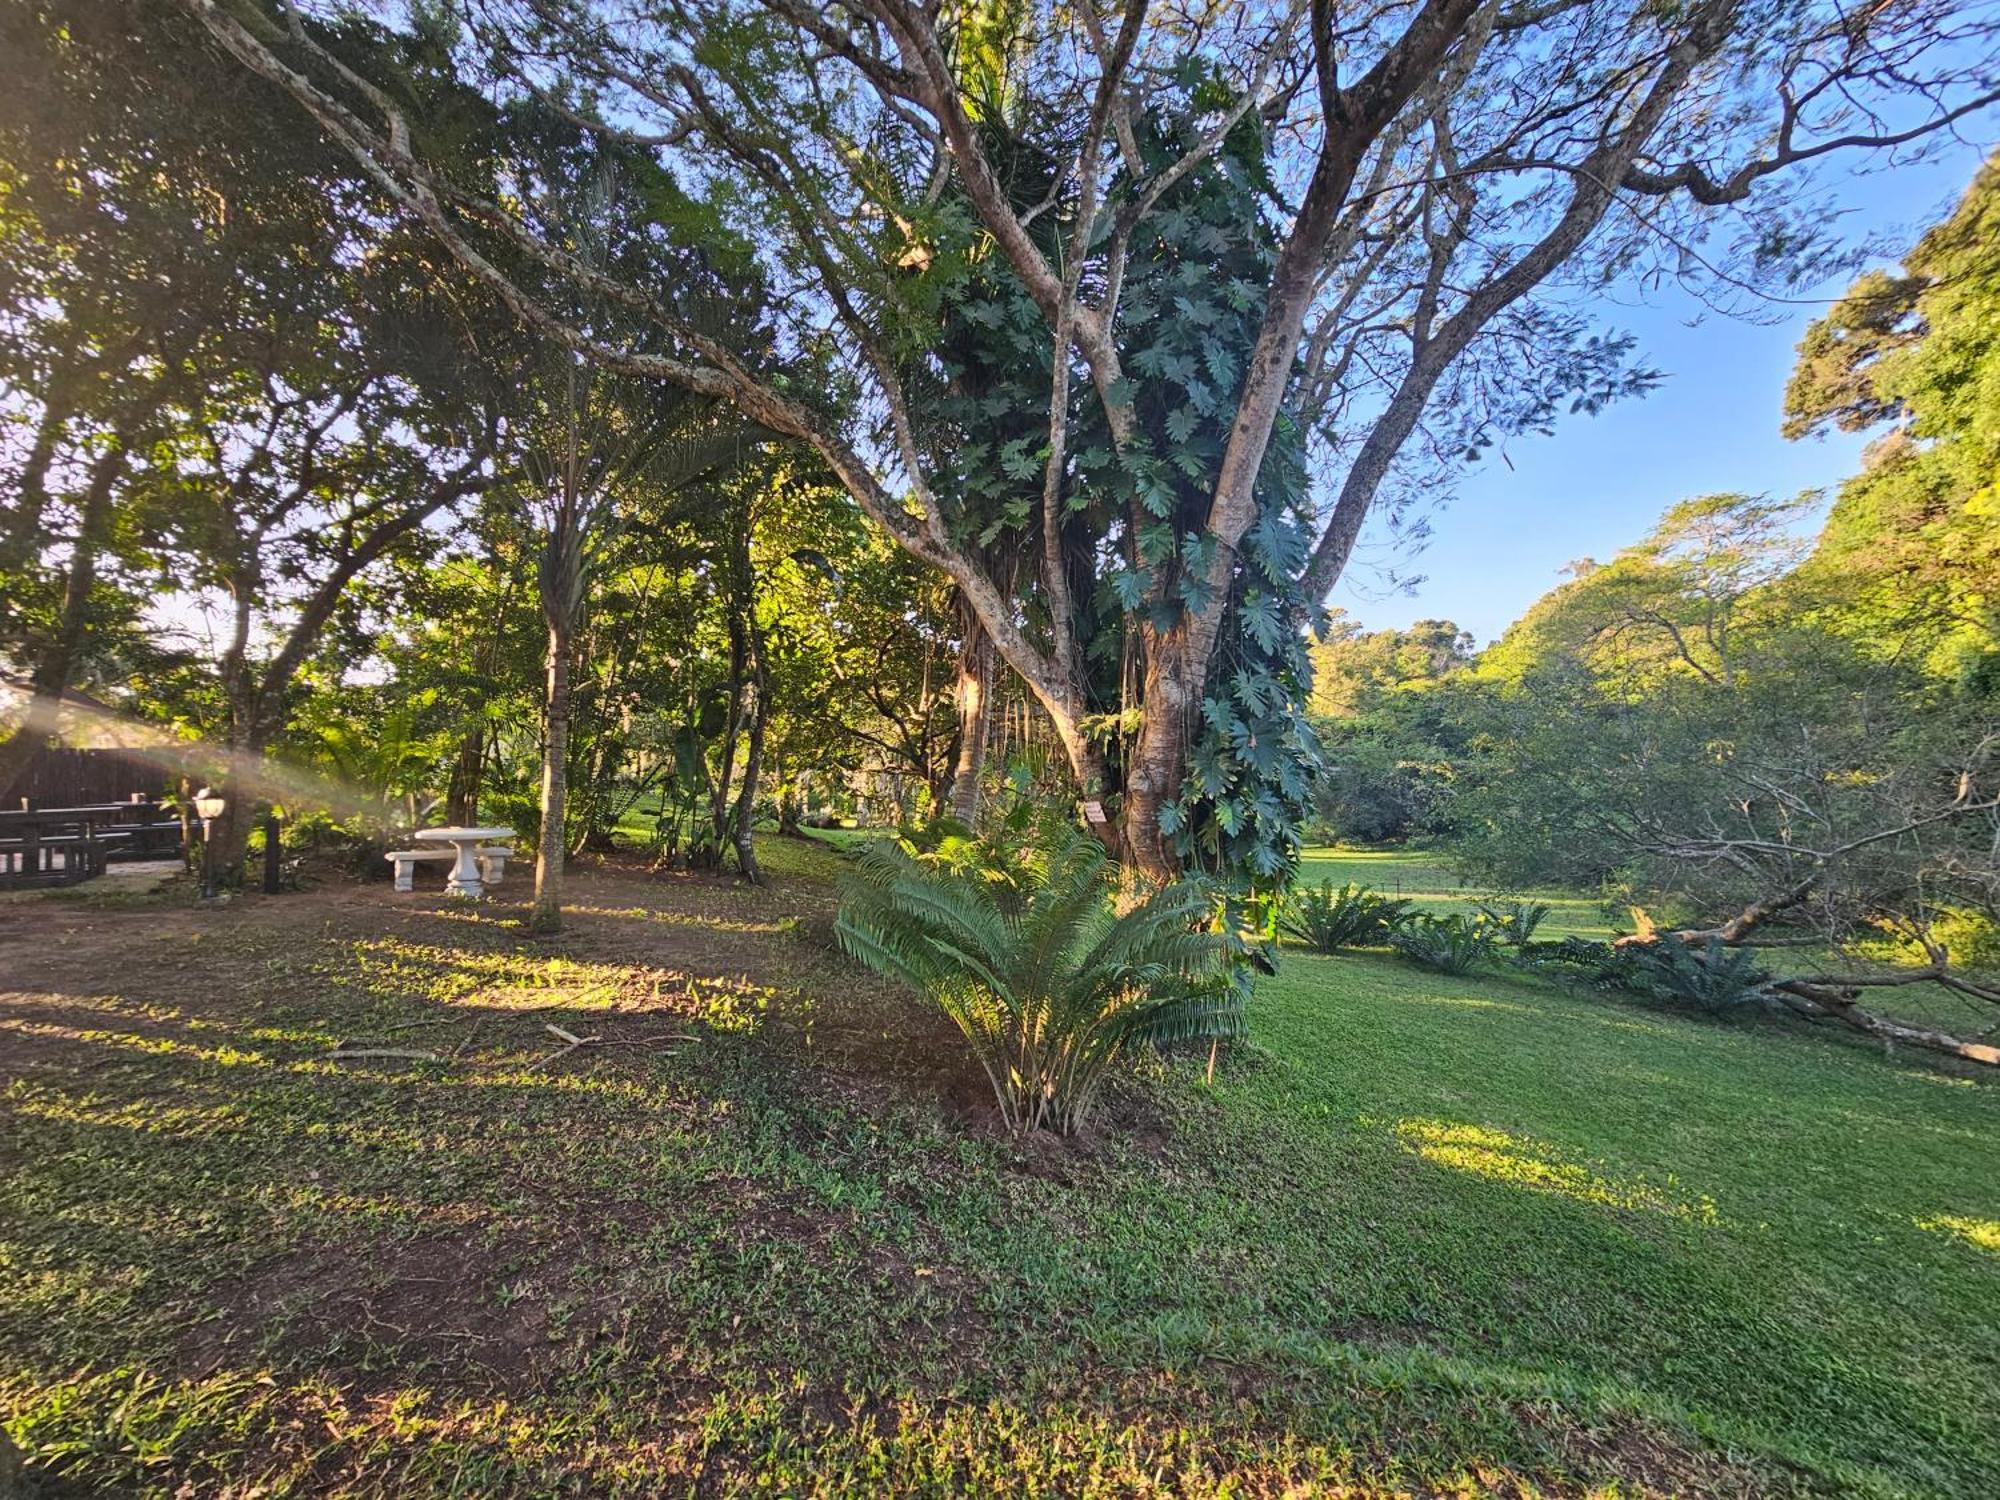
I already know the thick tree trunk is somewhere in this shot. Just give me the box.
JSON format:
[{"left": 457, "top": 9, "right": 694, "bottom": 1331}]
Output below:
[
  {"left": 948, "top": 599, "right": 993, "bottom": 827},
  {"left": 1119, "top": 630, "right": 1200, "bottom": 884},
  {"left": 205, "top": 779, "right": 257, "bottom": 885},
  {"left": 532, "top": 617, "right": 572, "bottom": 933},
  {"left": 203, "top": 698, "right": 277, "bottom": 885},
  {"left": 774, "top": 752, "right": 803, "bottom": 836},
  {"left": 0, "top": 443, "right": 126, "bottom": 798}
]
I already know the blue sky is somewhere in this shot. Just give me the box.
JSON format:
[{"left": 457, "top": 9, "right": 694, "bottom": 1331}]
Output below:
[{"left": 1329, "top": 143, "right": 1992, "bottom": 645}]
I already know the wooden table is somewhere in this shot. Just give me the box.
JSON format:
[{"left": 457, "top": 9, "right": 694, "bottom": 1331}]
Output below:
[
  {"left": 414, "top": 826, "right": 517, "bottom": 899},
  {"left": 0, "top": 798, "right": 180, "bottom": 888}
]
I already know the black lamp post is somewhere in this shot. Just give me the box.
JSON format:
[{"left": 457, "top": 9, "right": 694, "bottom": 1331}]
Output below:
[{"left": 194, "top": 786, "right": 226, "bottom": 899}]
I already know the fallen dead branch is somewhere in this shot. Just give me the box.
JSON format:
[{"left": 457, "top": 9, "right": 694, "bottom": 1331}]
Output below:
[
  {"left": 1771, "top": 982, "right": 2000, "bottom": 1066},
  {"left": 449, "top": 1013, "right": 489, "bottom": 1060},
  {"left": 325, "top": 1046, "right": 440, "bottom": 1062},
  {"left": 1616, "top": 876, "right": 2000, "bottom": 1067},
  {"left": 523, "top": 1022, "right": 688, "bottom": 1073}
]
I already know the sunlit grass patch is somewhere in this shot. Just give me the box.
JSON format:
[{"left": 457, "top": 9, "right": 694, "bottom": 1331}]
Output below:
[
  {"left": 324, "top": 937, "right": 777, "bottom": 1032},
  {"left": 566, "top": 903, "right": 798, "bottom": 934},
  {"left": 1392, "top": 1118, "right": 1723, "bottom": 1223},
  {"left": 0, "top": 1018, "right": 273, "bottom": 1068},
  {"left": 0, "top": 1368, "right": 285, "bottom": 1488},
  {"left": 6, "top": 1092, "right": 250, "bottom": 1138},
  {"left": 1397, "top": 992, "right": 1534, "bottom": 1013},
  {"left": 0, "top": 992, "right": 190, "bottom": 1026},
  {"left": 1915, "top": 1214, "right": 2000, "bottom": 1254}
]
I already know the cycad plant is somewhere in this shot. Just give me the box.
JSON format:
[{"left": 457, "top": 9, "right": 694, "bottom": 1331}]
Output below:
[
  {"left": 1477, "top": 899, "right": 1553, "bottom": 948},
  {"left": 1625, "top": 935, "right": 1771, "bottom": 1013},
  {"left": 835, "top": 823, "right": 1241, "bottom": 1135},
  {"left": 1280, "top": 881, "right": 1412, "bottom": 952},
  {"left": 1390, "top": 913, "right": 1499, "bottom": 975}
]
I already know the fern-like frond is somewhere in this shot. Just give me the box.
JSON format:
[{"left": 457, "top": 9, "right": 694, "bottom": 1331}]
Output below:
[{"left": 833, "top": 817, "right": 1243, "bottom": 1135}]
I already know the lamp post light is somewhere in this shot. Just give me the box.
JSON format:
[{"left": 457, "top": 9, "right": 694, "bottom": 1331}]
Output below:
[{"left": 193, "top": 786, "right": 226, "bottom": 900}]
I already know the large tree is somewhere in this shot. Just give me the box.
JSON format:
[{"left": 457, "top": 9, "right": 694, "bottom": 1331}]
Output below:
[
  {"left": 1785, "top": 153, "right": 2000, "bottom": 690},
  {"left": 175, "top": 0, "right": 1999, "bottom": 880},
  {"left": 0, "top": 0, "right": 349, "bottom": 794},
  {"left": 1, "top": 1, "right": 516, "bottom": 882}
]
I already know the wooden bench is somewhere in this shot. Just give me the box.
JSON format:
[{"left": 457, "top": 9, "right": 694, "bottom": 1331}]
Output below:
[
  {"left": 1, "top": 800, "right": 182, "bottom": 868},
  {"left": 0, "top": 828, "right": 129, "bottom": 887},
  {"left": 385, "top": 845, "right": 514, "bottom": 892}
]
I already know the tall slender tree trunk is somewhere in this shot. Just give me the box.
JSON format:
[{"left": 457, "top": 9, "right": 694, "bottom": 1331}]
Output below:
[
  {"left": 445, "top": 726, "right": 484, "bottom": 826},
  {"left": 0, "top": 443, "right": 126, "bottom": 798},
  {"left": 532, "top": 615, "right": 572, "bottom": 933},
  {"left": 731, "top": 610, "right": 767, "bottom": 884},
  {"left": 948, "top": 597, "right": 994, "bottom": 826},
  {"left": 707, "top": 625, "right": 745, "bottom": 867}
]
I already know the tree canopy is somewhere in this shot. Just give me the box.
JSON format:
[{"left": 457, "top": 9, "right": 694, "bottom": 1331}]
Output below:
[{"left": 159, "top": 0, "right": 2000, "bottom": 882}]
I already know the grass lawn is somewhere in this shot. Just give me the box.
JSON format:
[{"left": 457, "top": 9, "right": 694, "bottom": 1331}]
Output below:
[
  {"left": 1291, "top": 848, "right": 1992, "bottom": 1036},
  {"left": 2, "top": 839, "right": 1996, "bottom": 1496},
  {"left": 1297, "top": 846, "right": 1617, "bottom": 940}
]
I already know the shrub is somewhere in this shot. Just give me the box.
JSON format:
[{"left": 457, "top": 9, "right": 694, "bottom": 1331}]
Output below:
[
  {"left": 1391, "top": 913, "right": 1498, "bottom": 974},
  {"left": 1928, "top": 906, "right": 2000, "bottom": 975},
  {"left": 1517, "top": 933, "right": 1770, "bottom": 1013},
  {"left": 834, "top": 823, "right": 1240, "bottom": 1135},
  {"left": 1280, "top": 881, "right": 1412, "bottom": 952},
  {"left": 1477, "top": 899, "right": 1552, "bottom": 948},
  {"left": 1624, "top": 935, "right": 1771, "bottom": 1013},
  {"left": 280, "top": 810, "right": 403, "bottom": 881},
  {"left": 1515, "top": 935, "right": 1645, "bottom": 990}
]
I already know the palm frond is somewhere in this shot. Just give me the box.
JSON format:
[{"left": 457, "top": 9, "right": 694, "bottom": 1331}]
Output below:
[{"left": 834, "top": 819, "right": 1241, "bottom": 1134}]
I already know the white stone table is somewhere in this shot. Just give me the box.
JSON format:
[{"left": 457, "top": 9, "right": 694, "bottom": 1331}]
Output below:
[{"left": 414, "top": 826, "right": 518, "bottom": 899}]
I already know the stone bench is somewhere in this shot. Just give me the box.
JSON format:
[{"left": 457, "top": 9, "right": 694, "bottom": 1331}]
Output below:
[{"left": 385, "top": 845, "right": 514, "bottom": 892}]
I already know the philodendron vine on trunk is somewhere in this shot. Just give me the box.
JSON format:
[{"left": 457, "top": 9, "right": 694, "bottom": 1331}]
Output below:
[{"left": 177, "top": 0, "right": 2000, "bottom": 883}]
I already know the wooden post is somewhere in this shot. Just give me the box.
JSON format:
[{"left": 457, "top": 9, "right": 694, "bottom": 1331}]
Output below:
[{"left": 263, "top": 812, "right": 281, "bottom": 894}]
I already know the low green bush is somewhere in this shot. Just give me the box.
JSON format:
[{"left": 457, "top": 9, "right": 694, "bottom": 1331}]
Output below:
[
  {"left": 1625, "top": 935, "right": 1772, "bottom": 1013},
  {"left": 1518, "top": 933, "right": 1770, "bottom": 1014},
  {"left": 835, "top": 820, "right": 1241, "bottom": 1135},
  {"left": 1477, "top": 898, "right": 1552, "bottom": 947},
  {"left": 1280, "top": 881, "right": 1412, "bottom": 952},
  {"left": 1515, "top": 935, "right": 1645, "bottom": 990},
  {"left": 1391, "top": 913, "right": 1498, "bottom": 974}
]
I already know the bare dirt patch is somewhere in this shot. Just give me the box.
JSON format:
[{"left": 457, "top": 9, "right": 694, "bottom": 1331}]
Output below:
[{"left": 176, "top": 1229, "right": 550, "bottom": 1391}]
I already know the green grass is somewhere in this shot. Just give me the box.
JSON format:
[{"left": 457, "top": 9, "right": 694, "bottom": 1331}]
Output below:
[
  {"left": 2, "top": 843, "right": 1995, "bottom": 1495},
  {"left": 1289, "top": 848, "right": 1992, "bottom": 1034},
  {"left": 796, "top": 824, "right": 883, "bottom": 856},
  {"left": 1297, "top": 845, "right": 1617, "bottom": 939}
]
